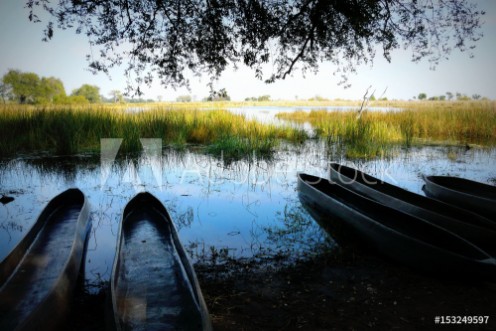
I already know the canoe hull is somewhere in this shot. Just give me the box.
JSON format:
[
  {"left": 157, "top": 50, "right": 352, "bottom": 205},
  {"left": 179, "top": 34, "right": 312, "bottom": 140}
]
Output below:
[
  {"left": 329, "top": 163, "right": 496, "bottom": 256},
  {"left": 297, "top": 173, "right": 496, "bottom": 280},
  {"left": 0, "top": 188, "right": 91, "bottom": 331},
  {"left": 111, "top": 192, "right": 211, "bottom": 331},
  {"left": 423, "top": 175, "right": 496, "bottom": 220}
]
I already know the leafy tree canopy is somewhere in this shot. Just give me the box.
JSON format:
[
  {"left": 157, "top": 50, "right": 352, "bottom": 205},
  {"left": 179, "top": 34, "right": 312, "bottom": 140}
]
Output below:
[
  {"left": 26, "top": 0, "right": 484, "bottom": 95},
  {"left": 39, "top": 76, "right": 66, "bottom": 102},
  {"left": 71, "top": 84, "right": 101, "bottom": 103},
  {"left": 2, "top": 69, "right": 67, "bottom": 104},
  {"left": 3, "top": 69, "right": 41, "bottom": 103}
]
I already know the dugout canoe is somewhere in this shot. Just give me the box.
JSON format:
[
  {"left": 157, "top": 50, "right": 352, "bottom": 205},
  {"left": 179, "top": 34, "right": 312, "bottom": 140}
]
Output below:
[
  {"left": 329, "top": 163, "right": 496, "bottom": 256},
  {"left": 297, "top": 173, "right": 496, "bottom": 280},
  {"left": 111, "top": 192, "right": 212, "bottom": 331},
  {"left": 423, "top": 175, "right": 496, "bottom": 220},
  {"left": 0, "top": 188, "right": 91, "bottom": 331}
]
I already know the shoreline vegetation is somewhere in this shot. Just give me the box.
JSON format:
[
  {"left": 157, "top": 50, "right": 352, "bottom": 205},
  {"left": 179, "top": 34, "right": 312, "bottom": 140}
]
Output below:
[
  {"left": 1, "top": 100, "right": 495, "bottom": 159},
  {"left": 277, "top": 100, "right": 496, "bottom": 158},
  {"left": 0, "top": 103, "right": 307, "bottom": 159}
]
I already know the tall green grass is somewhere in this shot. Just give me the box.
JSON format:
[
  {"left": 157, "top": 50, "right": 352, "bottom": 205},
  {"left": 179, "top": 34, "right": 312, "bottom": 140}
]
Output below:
[
  {"left": 277, "top": 100, "right": 496, "bottom": 158},
  {"left": 0, "top": 104, "right": 306, "bottom": 159},
  {"left": 2, "top": 100, "right": 494, "bottom": 160}
]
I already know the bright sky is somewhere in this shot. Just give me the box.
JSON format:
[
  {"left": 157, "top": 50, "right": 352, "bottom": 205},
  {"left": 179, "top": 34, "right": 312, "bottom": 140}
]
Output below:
[{"left": 1, "top": 0, "right": 495, "bottom": 101}]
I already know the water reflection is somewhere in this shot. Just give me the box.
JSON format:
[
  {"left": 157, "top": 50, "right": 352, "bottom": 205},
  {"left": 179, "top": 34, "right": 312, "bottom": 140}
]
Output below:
[{"left": 1, "top": 141, "right": 495, "bottom": 293}]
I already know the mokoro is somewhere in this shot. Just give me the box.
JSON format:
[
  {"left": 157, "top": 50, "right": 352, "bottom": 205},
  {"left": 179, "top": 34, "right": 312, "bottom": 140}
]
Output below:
[
  {"left": 111, "top": 192, "right": 212, "bottom": 331},
  {"left": 423, "top": 175, "right": 496, "bottom": 220},
  {"left": 0, "top": 188, "right": 91, "bottom": 331},
  {"left": 297, "top": 173, "right": 496, "bottom": 280},
  {"left": 329, "top": 163, "right": 496, "bottom": 256}
]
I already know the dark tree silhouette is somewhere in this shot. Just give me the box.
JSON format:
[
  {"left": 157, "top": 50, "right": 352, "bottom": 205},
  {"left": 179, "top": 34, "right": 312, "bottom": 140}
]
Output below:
[{"left": 25, "top": 0, "right": 484, "bottom": 95}]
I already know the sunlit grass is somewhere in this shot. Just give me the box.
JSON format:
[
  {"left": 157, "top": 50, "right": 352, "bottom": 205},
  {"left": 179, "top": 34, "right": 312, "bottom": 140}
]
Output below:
[
  {"left": 277, "top": 100, "right": 496, "bottom": 158},
  {"left": 2, "top": 100, "right": 494, "bottom": 160},
  {"left": 0, "top": 104, "right": 306, "bottom": 159}
]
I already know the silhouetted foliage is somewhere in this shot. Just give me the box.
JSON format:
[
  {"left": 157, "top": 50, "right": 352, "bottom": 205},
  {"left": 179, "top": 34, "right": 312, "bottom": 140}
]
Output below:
[
  {"left": 206, "top": 88, "right": 230, "bottom": 101},
  {"left": 26, "top": 0, "right": 485, "bottom": 95}
]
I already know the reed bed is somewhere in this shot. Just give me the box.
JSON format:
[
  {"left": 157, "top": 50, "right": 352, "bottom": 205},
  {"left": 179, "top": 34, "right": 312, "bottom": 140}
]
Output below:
[
  {"left": 277, "top": 100, "right": 496, "bottom": 158},
  {"left": 2, "top": 100, "right": 494, "bottom": 160},
  {"left": 0, "top": 104, "right": 306, "bottom": 159}
]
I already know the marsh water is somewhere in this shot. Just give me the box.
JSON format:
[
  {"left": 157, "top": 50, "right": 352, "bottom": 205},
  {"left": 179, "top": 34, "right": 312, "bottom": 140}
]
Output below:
[{"left": 1, "top": 139, "right": 495, "bottom": 293}]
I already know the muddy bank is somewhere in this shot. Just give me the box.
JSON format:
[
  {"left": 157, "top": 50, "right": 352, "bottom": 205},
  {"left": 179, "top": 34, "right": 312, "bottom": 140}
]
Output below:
[
  {"left": 196, "top": 247, "right": 496, "bottom": 331},
  {"left": 59, "top": 244, "right": 496, "bottom": 330}
]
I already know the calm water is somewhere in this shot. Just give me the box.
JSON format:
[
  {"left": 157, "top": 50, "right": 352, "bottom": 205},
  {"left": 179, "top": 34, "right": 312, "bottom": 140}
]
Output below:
[{"left": 1, "top": 141, "right": 495, "bottom": 292}]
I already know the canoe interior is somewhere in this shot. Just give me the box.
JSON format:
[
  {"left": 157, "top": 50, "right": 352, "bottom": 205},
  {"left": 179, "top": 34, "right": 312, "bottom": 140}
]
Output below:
[
  {"left": 428, "top": 176, "right": 496, "bottom": 200},
  {"left": 0, "top": 192, "right": 85, "bottom": 331},
  {"left": 298, "top": 173, "right": 489, "bottom": 261},
  {"left": 113, "top": 193, "right": 207, "bottom": 331}
]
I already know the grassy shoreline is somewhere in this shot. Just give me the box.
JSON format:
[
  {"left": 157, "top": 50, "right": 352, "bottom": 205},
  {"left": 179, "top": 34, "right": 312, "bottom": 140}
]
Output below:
[
  {"left": 277, "top": 100, "right": 496, "bottom": 158},
  {"left": 1, "top": 100, "right": 495, "bottom": 159},
  {"left": 0, "top": 104, "right": 306, "bottom": 159}
]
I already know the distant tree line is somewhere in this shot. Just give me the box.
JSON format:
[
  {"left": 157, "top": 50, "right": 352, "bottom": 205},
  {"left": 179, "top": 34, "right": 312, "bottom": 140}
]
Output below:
[
  {"left": 176, "top": 95, "right": 192, "bottom": 102},
  {"left": 416, "top": 92, "right": 486, "bottom": 101},
  {"left": 308, "top": 95, "right": 330, "bottom": 102},
  {"left": 245, "top": 95, "right": 271, "bottom": 102},
  {"left": 1, "top": 69, "right": 231, "bottom": 104},
  {"left": 205, "top": 88, "right": 230, "bottom": 102},
  {"left": 173, "top": 89, "right": 232, "bottom": 102},
  {"left": 0, "top": 69, "right": 162, "bottom": 105},
  {"left": 0, "top": 69, "right": 101, "bottom": 104}
]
